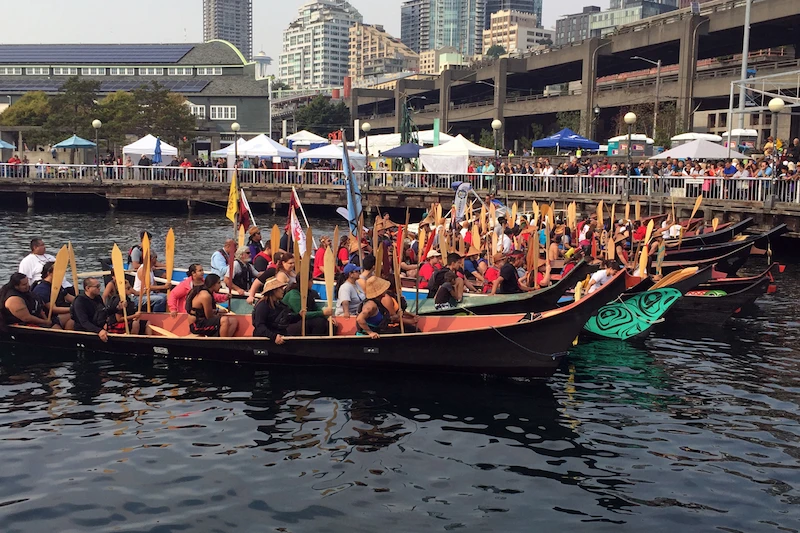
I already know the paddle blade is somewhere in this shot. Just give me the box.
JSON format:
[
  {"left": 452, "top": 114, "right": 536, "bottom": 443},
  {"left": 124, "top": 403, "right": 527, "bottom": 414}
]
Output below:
[
  {"left": 635, "top": 201, "right": 641, "bottom": 222},
  {"left": 333, "top": 225, "right": 340, "bottom": 259},
  {"left": 238, "top": 224, "right": 245, "bottom": 248},
  {"left": 271, "top": 225, "right": 281, "bottom": 257},
  {"left": 625, "top": 202, "right": 630, "bottom": 222},
  {"left": 111, "top": 244, "right": 130, "bottom": 334},
  {"left": 488, "top": 202, "right": 496, "bottom": 229},
  {"left": 67, "top": 241, "right": 78, "bottom": 292},
  {"left": 435, "top": 203, "right": 443, "bottom": 226},
  {"left": 165, "top": 228, "right": 175, "bottom": 296},
  {"left": 375, "top": 242, "right": 383, "bottom": 277},
  {"left": 712, "top": 218, "right": 719, "bottom": 232},
  {"left": 479, "top": 205, "right": 486, "bottom": 233},
  {"left": 638, "top": 245, "right": 649, "bottom": 279},
  {"left": 47, "top": 245, "right": 68, "bottom": 320},
  {"left": 511, "top": 202, "right": 517, "bottom": 227},
  {"left": 596, "top": 200, "right": 604, "bottom": 231},
  {"left": 689, "top": 194, "right": 703, "bottom": 223},
  {"left": 141, "top": 233, "right": 151, "bottom": 312},
  {"left": 643, "top": 219, "right": 654, "bottom": 244},
  {"left": 324, "top": 246, "right": 335, "bottom": 337}
]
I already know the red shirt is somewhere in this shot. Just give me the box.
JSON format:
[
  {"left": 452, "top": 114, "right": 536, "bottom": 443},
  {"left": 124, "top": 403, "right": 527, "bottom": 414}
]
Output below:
[
  {"left": 418, "top": 262, "right": 440, "bottom": 289},
  {"left": 180, "top": 160, "right": 192, "bottom": 168},
  {"left": 633, "top": 226, "right": 647, "bottom": 241},
  {"left": 337, "top": 247, "right": 350, "bottom": 266},
  {"left": 483, "top": 267, "right": 500, "bottom": 293},
  {"left": 313, "top": 246, "right": 326, "bottom": 278}
]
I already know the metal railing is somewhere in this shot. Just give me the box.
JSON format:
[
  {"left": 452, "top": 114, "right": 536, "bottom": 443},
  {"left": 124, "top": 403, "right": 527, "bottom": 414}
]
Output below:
[{"left": 1, "top": 163, "right": 798, "bottom": 206}]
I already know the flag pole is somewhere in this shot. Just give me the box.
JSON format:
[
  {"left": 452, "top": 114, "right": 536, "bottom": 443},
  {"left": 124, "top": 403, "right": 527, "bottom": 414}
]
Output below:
[{"left": 292, "top": 186, "right": 319, "bottom": 249}]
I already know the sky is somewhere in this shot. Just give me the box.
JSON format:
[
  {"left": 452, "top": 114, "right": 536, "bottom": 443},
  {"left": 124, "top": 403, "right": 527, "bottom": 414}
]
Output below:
[{"left": 0, "top": 0, "right": 609, "bottom": 75}]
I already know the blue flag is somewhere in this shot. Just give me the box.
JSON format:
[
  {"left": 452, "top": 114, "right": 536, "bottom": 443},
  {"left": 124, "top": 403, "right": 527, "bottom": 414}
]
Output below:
[{"left": 342, "top": 136, "right": 362, "bottom": 235}]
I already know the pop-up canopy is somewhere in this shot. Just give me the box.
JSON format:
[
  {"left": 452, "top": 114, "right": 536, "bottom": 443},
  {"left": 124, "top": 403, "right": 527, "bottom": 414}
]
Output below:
[
  {"left": 123, "top": 134, "right": 178, "bottom": 157},
  {"left": 419, "top": 134, "right": 494, "bottom": 174},
  {"left": 650, "top": 139, "right": 747, "bottom": 160},
  {"left": 241, "top": 134, "right": 297, "bottom": 158},
  {"left": 531, "top": 128, "right": 599, "bottom": 153},
  {"left": 298, "top": 143, "right": 366, "bottom": 169}
]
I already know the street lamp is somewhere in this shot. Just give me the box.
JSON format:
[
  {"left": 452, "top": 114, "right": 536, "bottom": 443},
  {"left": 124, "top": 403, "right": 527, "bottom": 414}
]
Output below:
[
  {"left": 631, "top": 56, "right": 661, "bottom": 140},
  {"left": 768, "top": 97, "right": 785, "bottom": 143},
  {"left": 361, "top": 121, "right": 371, "bottom": 190},
  {"left": 231, "top": 122, "right": 241, "bottom": 172},
  {"left": 593, "top": 105, "right": 601, "bottom": 140},
  {"left": 491, "top": 119, "right": 502, "bottom": 194},
  {"left": 624, "top": 112, "right": 637, "bottom": 193},
  {"left": 92, "top": 119, "right": 102, "bottom": 180}
]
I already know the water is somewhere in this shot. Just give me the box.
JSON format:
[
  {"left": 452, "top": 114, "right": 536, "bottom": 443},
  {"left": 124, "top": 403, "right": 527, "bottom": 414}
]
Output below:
[{"left": 1, "top": 210, "right": 799, "bottom": 532}]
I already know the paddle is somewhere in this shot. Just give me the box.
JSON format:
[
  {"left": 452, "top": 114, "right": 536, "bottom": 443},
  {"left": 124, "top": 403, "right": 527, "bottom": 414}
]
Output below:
[
  {"left": 635, "top": 200, "right": 641, "bottom": 222},
  {"left": 511, "top": 202, "right": 518, "bottom": 227},
  {"left": 625, "top": 202, "right": 630, "bottom": 223},
  {"left": 149, "top": 325, "right": 179, "bottom": 338},
  {"left": 372, "top": 216, "right": 380, "bottom": 257},
  {"left": 238, "top": 224, "right": 245, "bottom": 248},
  {"left": 678, "top": 195, "right": 703, "bottom": 249},
  {"left": 712, "top": 218, "right": 719, "bottom": 232},
  {"left": 67, "top": 241, "right": 78, "bottom": 293},
  {"left": 271, "top": 224, "right": 281, "bottom": 258},
  {"left": 532, "top": 201, "right": 539, "bottom": 226},
  {"left": 300, "top": 226, "right": 312, "bottom": 336},
  {"left": 165, "top": 228, "right": 175, "bottom": 299},
  {"left": 479, "top": 205, "right": 486, "bottom": 234},
  {"left": 375, "top": 242, "right": 384, "bottom": 279},
  {"left": 392, "top": 243, "right": 405, "bottom": 334},
  {"left": 47, "top": 245, "right": 68, "bottom": 321},
  {"left": 636, "top": 220, "right": 654, "bottom": 278},
  {"left": 324, "top": 244, "right": 335, "bottom": 337},
  {"left": 596, "top": 200, "right": 604, "bottom": 233},
  {"left": 333, "top": 225, "right": 340, "bottom": 264},
  {"left": 138, "top": 233, "right": 151, "bottom": 313},
  {"left": 608, "top": 204, "right": 616, "bottom": 260},
  {"left": 488, "top": 202, "right": 496, "bottom": 232},
  {"left": 435, "top": 203, "right": 443, "bottom": 227},
  {"left": 111, "top": 244, "right": 130, "bottom": 334}
]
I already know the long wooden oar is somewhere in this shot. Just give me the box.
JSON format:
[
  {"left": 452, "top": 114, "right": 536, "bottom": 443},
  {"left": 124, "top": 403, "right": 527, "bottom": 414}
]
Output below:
[
  {"left": 678, "top": 194, "right": 703, "bottom": 249},
  {"left": 238, "top": 224, "right": 246, "bottom": 248},
  {"left": 300, "top": 226, "right": 312, "bottom": 336},
  {"left": 142, "top": 232, "right": 152, "bottom": 313},
  {"left": 67, "top": 241, "right": 78, "bottom": 292},
  {"left": 47, "top": 245, "right": 69, "bottom": 321},
  {"left": 271, "top": 224, "right": 281, "bottom": 258},
  {"left": 712, "top": 217, "right": 719, "bottom": 232},
  {"left": 635, "top": 200, "right": 641, "bottom": 222},
  {"left": 624, "top": 202, "right": 630, "bottom": 223},
  {"left": 608, "top": 204, "right": 616, "bottom": 260},
  {"left": 324, "top": 242, "right": 335, "bottom": 337},
  {"left": 111, "top": 244, "right": 130, "bottom": 334},
  {"left": 165, "top": 228, "right": 175, "bottom": 299}
]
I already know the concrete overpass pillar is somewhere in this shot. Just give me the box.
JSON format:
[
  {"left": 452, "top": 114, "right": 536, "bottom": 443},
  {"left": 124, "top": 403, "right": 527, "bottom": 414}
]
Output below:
[
  {"left": 394, "top": 79, "right": 408, "bottom": 133},
  {"left": 494, "top": 59, "right": 508, "bottom": 149},
  {"left": 349, "top": 88, "right": 360, "bottom": 130},
  {"left": 677, "top": 16, "right": 708, "bottom": 131},
  {"left": 439, "top": 68, "right": 452, "bottom": 133},
  {"left": 581, "top": 38, "right": 602, "bottom": 139}
]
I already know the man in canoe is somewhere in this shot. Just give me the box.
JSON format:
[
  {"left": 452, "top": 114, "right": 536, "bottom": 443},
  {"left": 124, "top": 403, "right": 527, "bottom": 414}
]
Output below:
[
  {"left": 210, "top": 239, "right": 237, "bottom": 278},
  {"left": 226, "top": 246, "right": 260, "bottom": 294},
  {"left": 19, "top": 238, "right": 71, "bottom": 291},
  {"left": 587, "top": 260, "right": 618, "bottom": 293},
  {"left": 252, "top": 277, "right": 299, "bottom": 344},
  {"left": 0, "top": 273, "right": 61, "bottom": 329},
  {"left": 31, "top": 261, "right": 74, "bottom": 328},
  {"left": 132, "top": 251, "right": 169, "bottom": 312},
  {"left": 356, "top": 277, "right": 400, "bottom": 339},
  {"left": 70, "top": 277, "right": 112, "bottom": 341},
  {"left": 418, "top": 250, "right": 442, "bottom": 289},
  {"left": 168, "top": 263, "right": 227, "bottom": 318}
]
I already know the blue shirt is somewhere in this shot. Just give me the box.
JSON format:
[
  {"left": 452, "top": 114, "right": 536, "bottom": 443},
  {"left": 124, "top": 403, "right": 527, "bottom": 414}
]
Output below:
[
  {"left": 211, "top": 250, "right": 230, "bottom": 278},
  {"left": 723, "top": 165, "right": 738, "bottom": 176}
]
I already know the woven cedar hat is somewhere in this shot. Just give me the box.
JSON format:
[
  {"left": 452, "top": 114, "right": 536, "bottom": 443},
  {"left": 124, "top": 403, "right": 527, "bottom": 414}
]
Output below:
[{"left": 365, "top": 276, "right": 391, "bottom": 299}]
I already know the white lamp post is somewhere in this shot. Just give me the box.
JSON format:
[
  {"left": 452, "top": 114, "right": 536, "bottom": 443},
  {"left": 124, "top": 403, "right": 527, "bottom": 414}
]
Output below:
[
  {"left": 624, "top": 112, "right": 637, "bottom": 192},
  {"left": 92, "top": 119, "right": 102, "bottom": 179},
  {"left": 491, "top": 119, "right": 502, "bottom": 194},
  {"left": 768, "top": 97, "right": 785, "bottom": 143},
  {"left": 361, "top": 121, "right": 372, "bottom": 189}
]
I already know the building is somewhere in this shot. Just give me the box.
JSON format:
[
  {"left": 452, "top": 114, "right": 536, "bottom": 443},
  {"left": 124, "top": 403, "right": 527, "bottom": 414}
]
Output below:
[
  {"left": 483, "top": 0, "right": 542, "bottom": 30},
  {"left": 0, "top": 41, "right": 270, "bottom": 153},
  {"left": 279, "top": 0, "right": 363, "bottom": 89},
  {"left": 482, "top": 10, "right": 553, "bottom": 55},
  {"left": 555, "top": 6, "right": 601, "bottom": 46},
  {"left": 400, "top": 0, "right": 485, "bottom": 57},
  {"left": 590, "top": 0, "right": 678, "bottom": 38},
  {"left": 203, "top": 0, "right": 253, "bottom": 61},
  {"left": 419, "top": 46, "right": 461, "bottom": 74},
  {"left": 401, "top": 0, "right": 431, "bottom": 54},
  {"left": 349, "top": 23, "right": 419, "bottom": 83}
]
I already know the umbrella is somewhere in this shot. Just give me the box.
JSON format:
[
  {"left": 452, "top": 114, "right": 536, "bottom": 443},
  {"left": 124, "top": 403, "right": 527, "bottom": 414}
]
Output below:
[
  {"left": 531, "top": 128, "right": 599, "bottom": 155},
  {"left": 52, "top": 135, "right": 96, "bottom": 149},
  {"left": 381, "top": 143, "right": 420, "bottom": 158},
  {"left": 649, "top": 139, "right": 747, "bottom": 160},
  {"left": 153, "top": 138, "right": 163, "bottom": 164},
  {"left": 0, "top": 139, "right": 15, "bottom": 149}
]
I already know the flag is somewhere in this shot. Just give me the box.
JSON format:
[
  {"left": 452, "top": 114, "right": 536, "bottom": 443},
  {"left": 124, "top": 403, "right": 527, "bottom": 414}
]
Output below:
[
  {"left": 289, "top": 204, "right": 306, "bottom": 256},
  {"left": 342, "top": 134, "right": 362, "bottom": 235},
  {"left": 226, "top": 170, "right": 239, "bottom": 224},
  {"left": 239, "top": 188, "right": 254, "bottom": 231},
  {"left": 453, "top": 181, "right": 471, "bottom": 221}
]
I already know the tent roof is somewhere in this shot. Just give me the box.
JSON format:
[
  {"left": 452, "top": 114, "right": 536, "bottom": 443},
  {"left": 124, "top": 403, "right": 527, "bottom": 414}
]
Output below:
[
  {"left": 298, "top": 143, "right": 365, "bottom": 161},
  {"left": 671, "top": 132, "right": 722, "bottom": 142},
  {"left": 53, "top": 134, "right": 96, "bottom": 148},
  {"left": 720, "top": 129, "right": 758, "bottom": 137},
  {"left": 286, "top": 130, "right": 329, "bottom": 144},
  {"left": 608, "top": 133, "right": 654, "bottom": 144},
  {"left": 531, "top": 128, "right": 599, "bottom": 150},
  {"left": 241, "top": 134, "right": 296, "bottom": 158},
  {"left": 0, "top": 139, "right": 14, "bottom": 149},
  {"left": 210, "top": 138, "right": 248, "bottom": 157},
  {"left": 123, "top": 134, "right": 178, "bottom": 156},
  {"left": 418, "top": 134, "right": 494, "bottom": 157},
  {"left": 380, "top": 143, "right": 420, "bottom": 158},
  {"left": 650, "top": 139, "right": 747, "bottom": 160}
]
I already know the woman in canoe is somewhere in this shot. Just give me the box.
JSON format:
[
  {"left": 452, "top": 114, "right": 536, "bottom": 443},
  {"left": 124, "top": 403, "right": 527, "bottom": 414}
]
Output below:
[
  {"left": 356, "top": 277, "right": 403, "bottom": 339},
  {"left": 186, "top": 274, "right": 237, "bottom": 337},
  {"left": 252, "top": 277, "right": 302, "bottom": 344},
  {"left": 0, "top": 272, "right": 60, "bottom": 329}
]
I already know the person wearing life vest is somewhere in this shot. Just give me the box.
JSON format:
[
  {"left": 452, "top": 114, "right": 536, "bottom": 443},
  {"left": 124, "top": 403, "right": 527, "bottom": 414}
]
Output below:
[
  {"left": 210, "top": 239, "right": 237, "bottom": 278},
  {"left": 0, "top": 273, "right": 59, "bottom": 329},
  {"left": 227, "top": 246, "right": 260, "bottom": 294}
]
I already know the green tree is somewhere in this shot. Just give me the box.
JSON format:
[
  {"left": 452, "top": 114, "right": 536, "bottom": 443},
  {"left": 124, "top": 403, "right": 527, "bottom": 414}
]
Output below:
[
  {"left": 131, "top": 82, "right": 197, "bottom": 147},
  {"left": 41, "top": 77, "right": 101, "bottom": 162},
  {"left": 0, "top": 91, "right": 50, "bottom": 127},
  {"left": 98, "top": 91, "right": 140, "bottom": 151},
  {"left": 486, "top": 45, "right": 507, "bottom": 59},
  {"left": 556, "top": 110, "right": 582, "bottom": 133},
  {"left": 295, "top": 95, "right": 350, "bottom": 137},
  {"left": 478, "top": 128, "right": 496, "bottom": 149}
]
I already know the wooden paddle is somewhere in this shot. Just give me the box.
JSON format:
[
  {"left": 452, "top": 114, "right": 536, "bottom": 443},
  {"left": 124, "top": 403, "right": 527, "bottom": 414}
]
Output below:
[
  {"left": 111, "top": 244, "right": 130, "bottom": 334},
  {"left": 372, "top": 217, "right": 380, "bottom": 257},
  {"left": 165, "top": 228, "right": 175, "bottom": 298},
  {"left": 479, "top": 205, "right": 486, "bottom": 233},
  {"left": 47, "top": 245, "right": 68, "bottom": 321},
  {"left": 435, "top": 203, "right": 443, "bottom": 227},
  {"left": 532, "top": 201, "right": 539, "bottom": 225},
  {"left": 608, "top": 204, "right": 616, "bottom": 260},
  {"left": 511, "top": 202, "right": 518, "bottom": 227},
  {"left": 635, "top": 200, "right": 641, "bottom": 222},
  {"left": 333, "top": 225, "right": 340, "bottom": 261},
  {"left": 670, "top": 195, "right": 676, "bottom": 225},
  {"left": 271, "top": 224, "right": 281, "bottom": 258},
  {"left": 300, "top": 226, "right": 311, "bottom": 336},
  {"left": 678, "top": 194, "right": 703, "bottom": 249},
  {"left": 491, "top": 232, "right": 498, "bottom": 257},
  {"left": 625, "top": 202, "right": 630, "bottom": 223},
  {"left": 596, "top": 200, "right": 604, "bottom": 232},
  {"left": 375, "top": 242, "right": 384, "bottom": 279},
  {"left": 324, "top": 245, "right": 335, "bottom": 337},
  {"left": 150, "top": 325, "right": 179, "bottom": 338},
  {"left": 138, "top": 233, "right": 151, "bottom": 313},
  {"left": 488, "top": 202, "right": 496, "bottom": 231},
  {"left": 712, "top": 217, "right": 719, "bottom": 232},
  {"left": 392, "top": 244, "right": 405, "bottom": 334},
  {"left": 238, "top": 224, "right": 245, "bottom": 248},
  {"left": 67, "top": 241, "right": 78, "bottom": 292}
]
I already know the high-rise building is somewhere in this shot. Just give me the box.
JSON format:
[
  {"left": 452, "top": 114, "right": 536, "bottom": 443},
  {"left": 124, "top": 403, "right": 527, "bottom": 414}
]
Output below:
[
  {"left": 555, "top": 6, "right": 600, "bottom": 46},
  {"left": 483, "top": 0, "right": 542, "bottom": 29},
  {"left": 589, "top": 0, "right": 678, "bottom": 38},
  {"left": 482, "top": 10, "right": 552, "bottom": 55},
  {"left": 203, "top": 0, "right": 253, "bottom": 60},
  {"left": 401, "top": 0, "right": 485, "bottom": 57},
  {"left": 278, "top": 0, "right": 363, "bottom": 89},
  {"left": 349, "top": 23, "right": 419, "bottom": 83}
]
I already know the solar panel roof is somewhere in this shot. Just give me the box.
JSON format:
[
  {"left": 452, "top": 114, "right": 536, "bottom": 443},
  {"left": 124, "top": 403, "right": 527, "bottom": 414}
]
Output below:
[
  {"left": 0, "top": 78, "right": 209, "bottom": 93},
  {"left": 0, "top": 44, "right": 195, "bottom": 65}
]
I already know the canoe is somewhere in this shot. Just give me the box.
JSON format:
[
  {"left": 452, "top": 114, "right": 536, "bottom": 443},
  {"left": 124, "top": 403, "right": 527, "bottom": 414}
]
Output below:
[
  {"left": 663, "top": 276, "right": 771, "bottom": 325},
  {"left": 658, "top": 243, "right": 753, "bottom": 276},
  {"left": 629, "top": 265, "right": 715, "bottom": 294},
  {"left": 412, "top": 259, "right": 597, "bottom": 316},
  {"left": 663, "top": 225, "right": 787, "bottom": 262},
  {"left": 0, "top": 271, "right": 627, "bottom": 377},
  {"left": 583, "top": 287, "right": 682, "bottom": 340},
  {"left": 312, "top": 280, "right": 427, "bottom": 303},
  {"left": 666, "top": 218, "right": 753, "bottom": 248}
]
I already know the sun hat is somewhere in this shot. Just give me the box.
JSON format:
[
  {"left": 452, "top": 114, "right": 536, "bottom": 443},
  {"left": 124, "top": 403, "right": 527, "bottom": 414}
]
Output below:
[
  {"left": 426, "top": 249, "right": 442, "bottom": 259},
  {"left": 261, "top": 277, "right": 288, "bottom": 294},
  {"left": 492, "top": 252, "right": 506, "bottom": 263},
  {"left": 365, "top": 276, "right": 391, "bottom": 299},
  {"left": 248, "top": 226, "right": 261, "bottom": 236}
]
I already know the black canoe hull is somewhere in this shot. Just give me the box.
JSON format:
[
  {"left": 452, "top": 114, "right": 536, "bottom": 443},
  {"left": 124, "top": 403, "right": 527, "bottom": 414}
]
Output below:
[
  {"left": 658, "top": 243, "right": 752, "bottom": 276},
  {"left": 667, "top": 218, "right": 754, "bottom": 249},
  {"left": 664, "top": 225, "right": 787, "bottom": 262},
  {"left": 665, "top": 277, "right": 771, "bottom": 325}
]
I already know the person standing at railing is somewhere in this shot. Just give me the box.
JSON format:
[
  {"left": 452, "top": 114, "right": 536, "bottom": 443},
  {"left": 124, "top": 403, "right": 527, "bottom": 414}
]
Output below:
[{"left": 124, "top": 156, "right": 133, "bottom": 180}]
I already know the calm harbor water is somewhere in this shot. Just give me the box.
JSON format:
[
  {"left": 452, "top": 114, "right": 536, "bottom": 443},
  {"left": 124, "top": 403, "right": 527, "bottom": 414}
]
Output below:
[{"left": 0, "top": 209, "right": 798, "bottom": 532}]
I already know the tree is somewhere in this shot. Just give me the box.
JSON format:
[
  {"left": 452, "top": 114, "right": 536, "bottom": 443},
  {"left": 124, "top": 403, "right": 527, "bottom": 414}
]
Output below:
[
  {"left": 0, "top": 91, "right": 50, "bottom": 127},
  {"left": 556, "top": 110, "right": 582, "bottom": 133},
  {"left": 98, "top": 91, "right": 139, "bottom": 151},
  {"left": 486, "top": 45, "right": 507, "bottom": 59},
  {"left": 131, "top": 82, "right": 198, "bottom": 147},
  {"left": 478, "top": 129, "right": 496, "bottom": 149},
  {"left": 41, "top": 77, "right": 101, "bottom": 162},
  {"left": 295, "top": 95, "right": 350, "bottom": 137}
]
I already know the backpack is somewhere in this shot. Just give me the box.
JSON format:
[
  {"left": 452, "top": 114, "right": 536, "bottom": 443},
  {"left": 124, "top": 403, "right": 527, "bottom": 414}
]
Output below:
[{"left": 426, "top": 268, "right": 449, "bottom": 300}]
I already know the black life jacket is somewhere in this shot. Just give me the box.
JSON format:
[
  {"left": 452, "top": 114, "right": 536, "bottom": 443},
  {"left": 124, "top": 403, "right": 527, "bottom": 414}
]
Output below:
[
  {"left": 426, "top": 268, "right": 449, "bottom": 300},
  {"left": 1, "top": 288, "right": 43, "bottom": 325},
  {"left": 70, "top": 294, "right": 108, "bottom": 328},
  {"left": 232, "top": 259, "right": 255, "bottom": 290},
  {"left": 357, "top": 298, "right": 391, "bottom": 333}
]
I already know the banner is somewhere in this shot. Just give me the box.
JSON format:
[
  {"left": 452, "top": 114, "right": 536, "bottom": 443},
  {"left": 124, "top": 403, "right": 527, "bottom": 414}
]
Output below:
[
  {"left": 289, "top": 205, "right": 306, "bottom": 256},
  {"left": 453, "top": 181, "right": 471, "bottom": 221},
  {"left": 226, "top": 171, "right": 239, "bottom": 224}
]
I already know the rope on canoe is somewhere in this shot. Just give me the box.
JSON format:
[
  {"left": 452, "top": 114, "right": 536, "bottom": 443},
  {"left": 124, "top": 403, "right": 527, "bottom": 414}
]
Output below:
[{"left": 489, "top": 325, "right": 565, "bottom": 359}]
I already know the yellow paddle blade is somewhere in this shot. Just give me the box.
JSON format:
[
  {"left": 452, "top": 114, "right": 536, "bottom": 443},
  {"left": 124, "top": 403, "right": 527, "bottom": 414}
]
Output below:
[
  {"left": 596, "top": 200, "right": 604, "bottom": 231},
  {"left": 712, "top": 218, "right": 719, "bottom": 232},
  {"left": 238, "top": 224, "right": 245, "bottom": 248},
  {"left": 375, "top": 242, "right": 384, "bottom": 276},
  {"left": 635, "top": 200, "right": 641, "bottom": 221},
  {"left": 67, "top": 241, "right": 78, "bottom": 291},
  {"left": 324, "top": 248, "right": 335, "bottom": 307},
  {"left": 333, "top": 225, "right": 340, "bottom": 258},
  {"left": 471, "top": 225, "right": 480, "bottom": 252},
  {"left": 141, "top": 232, "right": 151, "bottom": 312},
  {"left": 479, "top": 205, "right": 486, "bottom": 233},
  {"left": 688, "top": 194, "right": 703, "bottom": 226},
  {"left": 491, "top": 232, "right": 498, "bottom": 256},
  {"left": 643, "top": 219, "right": 654, "bottom": 244},
  {"left": 511, "top": 202, "right": 517, "bottom": 226},
  {"left": 625, "top": 202, "right": 630, "bottom": 222},
  {"left": 271, "top": 224, "right": 281, "bottom": 257},
  {"left": 111, "top": 244, "right": 130, "bottom": 334},
  {"left": 47, "top": 245, "right": 69, "bottom": 320},
  {"left": 638, "top": 245, "right": 649, "bottom": 279},
  {"left": 165, "top": 228, "right": 175, "bottom": 296},
  {"left": 419, "top": 228, "right": 427, "bottom": 260},
  {"left": 488, "top": 202, "right": 496, "bottom": 229}
]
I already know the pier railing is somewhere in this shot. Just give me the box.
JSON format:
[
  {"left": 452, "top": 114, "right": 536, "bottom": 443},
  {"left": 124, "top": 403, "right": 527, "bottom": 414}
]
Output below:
[{"left": 1, "top": 163, "right": 798, "bottom": 206}]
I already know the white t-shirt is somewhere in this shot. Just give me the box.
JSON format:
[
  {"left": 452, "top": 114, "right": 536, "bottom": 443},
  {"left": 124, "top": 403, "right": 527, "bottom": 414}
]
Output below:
[
  {"left": 133, "top": 265, "right": 156, "bottom": 292},
  {"left": 588, "top": 270, "right": 612, "bottom": 293},
  {"left": 501, "top": 234, "right": 513, "bottom": 254},
  {"left": 668, "top": 224, "right": 683, "bottom": 238},
  {"left": 335, "top": 281, "right": 365, "bottom": 316},
  {"left": 19, "top": 253, "right": 72, "bottom": 288}
]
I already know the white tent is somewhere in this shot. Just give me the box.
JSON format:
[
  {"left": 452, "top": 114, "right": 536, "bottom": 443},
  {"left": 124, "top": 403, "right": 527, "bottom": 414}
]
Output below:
[
  {"left": 123, "top": 134, "right": 178, "bottom": 157},
  {"left": 671, "top": 132, "right": 723, "bottom": 143},
  {"left": 358, "top": 130, "right": 455, "bottom": 156},
  {"left": 608, "top": 134, "right": 654, "bottom": 144},
  {"left": 210, "top": 138, "right": 248, "bottom": 158},
  {"left": 241, "top": 134, "right": 297, "bottom": 158},
  {"left": 297, "top": 143, "right": 366, "bottom": 170},
  {"left": 419, "top": 134, "right": 494, "bottom": 174},
  {"left": 286, "top": 130, "right": 329, "bottom": 146},
  {"left": 650, "top": 139, "right": 747, "bottom": 160}
]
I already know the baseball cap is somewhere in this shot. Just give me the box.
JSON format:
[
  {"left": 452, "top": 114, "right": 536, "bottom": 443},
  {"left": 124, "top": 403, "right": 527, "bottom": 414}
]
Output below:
[
  {"left": 426, "top": 250, "right": 442, "bottom": 259},
  {"left": 343, "top": 263, "right": 362, "bottom": 275}
]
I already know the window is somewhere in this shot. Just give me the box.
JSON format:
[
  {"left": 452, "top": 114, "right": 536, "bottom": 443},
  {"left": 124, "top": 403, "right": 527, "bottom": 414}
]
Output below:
[
  {"left": 168, "top": 67, "right": 193, "bottom": 76},
  {"left": 53, "top": 67, "right": 78, "bottom": 75},
  {"left": 750, "top": 113, "right": 760, "bottom": 126},
  {"left": 109, "top": 67, "right": 136, "bottom": 75},
  {"left": 210, "top": 105, "right": 236, "bottom": 120},
  {"left": 139, "top": 67, "right": 163, "bottom": 75},
  {"left": 197, "top": 67, "right": 223, "bottom": 76},
  {"left": 707, "top": 114, "right": 716, "bottom": 129},
  {"left": 25, "top": 67, "right": 48, "bottom": 75},
  {"left": 81, "top": 67, "right": 105, "bottom": 76},
  {"left": 719, "top": 113, "right": 727, "bottom": 128},
  {"left": 0, "top": 67, "right": 22, "bottom": 75},
  {"left": 190, "top": 105, "right": 206, "bottom": 118}
]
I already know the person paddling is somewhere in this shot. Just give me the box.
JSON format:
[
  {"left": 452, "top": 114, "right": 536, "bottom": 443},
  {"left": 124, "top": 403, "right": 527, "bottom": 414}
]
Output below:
[
  {"left": 356, "top": 277, "right": 401, "bottom": 339},
  {"left": 186, "top": 274, "right": 237, "bottom": 337}
]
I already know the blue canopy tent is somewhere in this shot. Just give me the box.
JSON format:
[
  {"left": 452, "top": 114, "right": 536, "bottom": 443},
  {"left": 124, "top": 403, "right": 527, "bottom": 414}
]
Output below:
[
  {"left": 0, "top": 139, "right": 15, "bottom": 150},
  {"left": 53, "top": 135, "right": 96, "bottom": 149},
  {"left": 381, "top": 143, "right": 420, "bottom": 158},
  {"left": 531, "top": 128, "right": 599, "bottom": 155}
]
